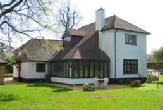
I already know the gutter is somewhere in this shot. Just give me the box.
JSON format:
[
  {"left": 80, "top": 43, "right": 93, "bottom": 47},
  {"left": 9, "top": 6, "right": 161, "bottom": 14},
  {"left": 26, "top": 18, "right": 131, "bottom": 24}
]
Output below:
[{"left": 114, "top": 29, "right": 118, "bottom": 81}]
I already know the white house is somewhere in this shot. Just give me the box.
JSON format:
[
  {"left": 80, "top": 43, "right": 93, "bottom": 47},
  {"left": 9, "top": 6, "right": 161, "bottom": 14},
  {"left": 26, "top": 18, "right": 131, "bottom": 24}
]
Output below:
[{"left": 13, "top": 8, "right": 150, "bottom": 84}]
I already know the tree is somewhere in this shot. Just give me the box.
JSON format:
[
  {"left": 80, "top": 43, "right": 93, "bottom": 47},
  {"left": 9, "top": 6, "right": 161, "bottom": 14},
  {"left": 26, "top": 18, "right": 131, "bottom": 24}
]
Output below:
[
  {"left": 0, "top": 0, "right": 57, "bottom": 50},
  {"left": 56, "top": 0, "right": 82, "bottom": 30},
  {"left": 3, "top": 54, "right": 13, "bottom": 73},
  {"left": 151, "top": 47, "right": 163, "bottom": 61}
]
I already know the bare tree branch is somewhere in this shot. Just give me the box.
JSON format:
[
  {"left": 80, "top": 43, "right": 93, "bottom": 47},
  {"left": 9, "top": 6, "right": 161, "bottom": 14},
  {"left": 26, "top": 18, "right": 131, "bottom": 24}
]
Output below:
[
  {"left": 0, "top": 0, "right": 24, "bottom": 18},
  {"left": 0, "top": 0, "right": 15, "bottom": 9},
  {"left": 0, "top": 0, "right": 58, "bottom": 54},
  {"left": 56, "top": 0, "right": 82, "bottom": 30}
]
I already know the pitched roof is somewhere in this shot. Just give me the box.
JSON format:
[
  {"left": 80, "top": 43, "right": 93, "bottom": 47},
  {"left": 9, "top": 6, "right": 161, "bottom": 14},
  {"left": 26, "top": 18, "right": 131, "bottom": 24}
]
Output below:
[
  {"left": 67, "top": 28, "right": 86, "bottom": 37},
  {"left": 102, "top": 15, "right": 150, "bottom": 34},
  {"left": 64, "top": 28, "right": 97, "bottom": 59},
  {"left": 18, "top": 15, "right": 150, "bottom": 61},
  {"left": 0, "top": 58, "right": 7, "bottom": 64},
  {"left": 51, "top": 28, "right": 110, "bottom": 60},
  {"left": 51, "top": 15, "right": 150, "bottom": 60},
  {"left": 14, "top": 39, "right": 62, "bottom": 61},
  {"left": 72, "top": 48, "right": 109, "bottom": 60}
]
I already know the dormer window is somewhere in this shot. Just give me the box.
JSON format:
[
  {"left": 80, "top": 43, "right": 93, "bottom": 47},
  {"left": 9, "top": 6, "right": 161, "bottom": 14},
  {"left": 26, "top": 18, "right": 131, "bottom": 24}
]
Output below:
[{"left": 63, "top": 36, "right": 71, "bottom": 47}]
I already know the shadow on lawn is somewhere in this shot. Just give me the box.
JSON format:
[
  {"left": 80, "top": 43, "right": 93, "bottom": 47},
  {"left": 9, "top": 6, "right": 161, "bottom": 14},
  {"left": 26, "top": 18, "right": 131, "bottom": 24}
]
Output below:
[{"left": 26, "top": 83, "right": 72, "bottom": 92}]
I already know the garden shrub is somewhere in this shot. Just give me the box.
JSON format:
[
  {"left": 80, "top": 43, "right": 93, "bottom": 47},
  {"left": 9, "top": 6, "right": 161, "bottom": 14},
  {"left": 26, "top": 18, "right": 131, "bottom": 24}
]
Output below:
[
  {"left": 131, "top": 80, "right": 141, "bottom": 87},
  {"left": 83, "top": 83, "right": 95, "bottom": 91}
]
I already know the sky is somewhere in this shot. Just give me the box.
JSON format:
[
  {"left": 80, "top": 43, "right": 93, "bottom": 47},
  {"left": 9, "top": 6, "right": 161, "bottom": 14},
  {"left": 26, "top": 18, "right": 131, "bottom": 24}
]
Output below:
[
  {"left": 9, "top": 0, "right": 163, "bottom": 54},
  {"left": 70, "top": 0, "right": 163, "bottom": 54}
]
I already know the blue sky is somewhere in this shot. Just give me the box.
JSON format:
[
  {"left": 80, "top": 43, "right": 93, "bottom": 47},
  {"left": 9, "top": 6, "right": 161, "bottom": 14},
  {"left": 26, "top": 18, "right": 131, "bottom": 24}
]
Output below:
[{"left": 71, "top": 0, "right": 163, "bottom": 54}]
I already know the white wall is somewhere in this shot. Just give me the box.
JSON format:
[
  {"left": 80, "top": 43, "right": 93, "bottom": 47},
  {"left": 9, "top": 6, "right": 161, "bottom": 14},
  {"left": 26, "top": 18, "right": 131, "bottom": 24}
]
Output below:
[
  {"left": 20, "top": 62, "right": 28, "bottom": 78},
  {"left": 99, "top": 29, "right": 147, "bottom": 78},
  {"left": 95, "top": 8, "right": 105, "bottom": 30},
  {"left": 51, "top": 77, "right": 95, "bottom": 85},
  {"left": 27, "top": 62, "right": 47, "bottom": 79},
  {"left": 115, "top": 31, "right": 147, "bottom": 78},
  {"left": 99, "top": 29, "right": 115, "bottom": 78},
  {"left": 13, "top": 62, "right": 28, "bottom": 78},
  {"left": 13, "top": 65, "right": 18, "bottom": 77},
  {"left": 13, "top": 62, "right": 47, "bottom": 79}
]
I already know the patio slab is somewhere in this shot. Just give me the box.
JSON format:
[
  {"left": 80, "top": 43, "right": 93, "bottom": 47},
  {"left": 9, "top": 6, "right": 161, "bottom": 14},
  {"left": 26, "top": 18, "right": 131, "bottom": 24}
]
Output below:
[
  {"left": 46, "top": 83, "right": 130, "bottom": 91},
  {"left": 4, "top": 77, "right": 130, "bottom": 91}
]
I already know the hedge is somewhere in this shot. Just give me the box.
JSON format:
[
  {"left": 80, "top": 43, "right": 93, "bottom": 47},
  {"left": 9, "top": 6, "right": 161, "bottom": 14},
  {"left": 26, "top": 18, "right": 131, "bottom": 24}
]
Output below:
[{"left": 147, "top": 63, "right": 163, "bottom": 69}]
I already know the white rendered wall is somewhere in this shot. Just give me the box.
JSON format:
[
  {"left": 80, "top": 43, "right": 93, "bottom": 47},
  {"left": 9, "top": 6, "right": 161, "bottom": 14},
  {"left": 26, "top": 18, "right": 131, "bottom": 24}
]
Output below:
[
  {"left": 115, "top": 31, "right": 147, "bottom": 78},
  {"left": 99, "top": 29, "right": 115, "bottom": 78},
  {"left": 13, "top": 62, "right": 47, "bottom": 79},
  {"left": 99, "top": 29, "right": 147, "bottom": 78},
  {"left": 51, "top": 77, "right": 95, "bottom": 85},
  {"left": 27, "top": 62, "right": 47, "bottom": 79},
  {"left": 13, "top": 65, "right": 18, "bottom": 77},
  {"left": 95, "top": 8, "right": 105, "bottom": 30},
  {"left": 20, "top": 62, "right": 28, "bottom": 78},
  {"left": 13, "top": 62, "right": 28, "bottom": 78}
]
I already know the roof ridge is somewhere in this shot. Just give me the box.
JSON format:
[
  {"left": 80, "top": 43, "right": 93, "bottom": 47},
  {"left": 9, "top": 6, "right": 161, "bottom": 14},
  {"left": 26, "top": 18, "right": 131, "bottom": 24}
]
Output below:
[
  {"left": 115, "top": 16, "right": 150, "bottom": 34},
  {"left": 112, "top": 15, "right": 116, "bottom": 28},
  {"left": 78, "top": 22, "right": 95, "bottom": 30}
]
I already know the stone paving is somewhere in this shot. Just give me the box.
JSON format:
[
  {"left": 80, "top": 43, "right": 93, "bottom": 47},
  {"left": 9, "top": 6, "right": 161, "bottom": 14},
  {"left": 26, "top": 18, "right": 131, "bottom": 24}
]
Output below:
[{"left": 4, "top": 77, "right": 130, "bottom": 91}]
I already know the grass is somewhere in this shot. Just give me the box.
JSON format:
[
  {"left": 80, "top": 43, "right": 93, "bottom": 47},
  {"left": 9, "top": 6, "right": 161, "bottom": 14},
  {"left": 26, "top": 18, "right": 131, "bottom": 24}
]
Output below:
[
  {"left": 159, "top": 75, "right": 163, "bottom": 82},
  {"left": 4, "top": 73, "right": 13, "bottom": 77},
  {"left": 0, "top": 77, "right": 163, "bottom": 110}
]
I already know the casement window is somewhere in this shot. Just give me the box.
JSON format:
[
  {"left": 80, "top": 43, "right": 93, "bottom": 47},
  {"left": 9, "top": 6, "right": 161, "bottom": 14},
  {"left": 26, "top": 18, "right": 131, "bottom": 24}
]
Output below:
[
  {"left": 125, "top": 34, "right": 137, "bottom": 45},
  {"left": 123, "top": 59, "right": 138, "bottom": 74},
  {"left": 36, "top": 63, "right": 45, "bottom": 72},
  {"left": 63, "top": 36, "right": 71, "bottom": 47}
]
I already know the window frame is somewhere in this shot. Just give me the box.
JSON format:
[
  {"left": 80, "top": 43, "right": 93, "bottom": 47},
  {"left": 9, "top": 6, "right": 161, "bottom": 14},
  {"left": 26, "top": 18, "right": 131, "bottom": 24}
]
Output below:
[
  {"left": 125, "top": 34, "right": 137, "bottom": 45},
  {"left": 123, "top": 59, "right": 138, "bottom": 74},
  {"left": 63, "top": 36, "right": 71, "bottom": 47},
  {"left": 36, "top": 63, "right": 45, "bottom": 72}
]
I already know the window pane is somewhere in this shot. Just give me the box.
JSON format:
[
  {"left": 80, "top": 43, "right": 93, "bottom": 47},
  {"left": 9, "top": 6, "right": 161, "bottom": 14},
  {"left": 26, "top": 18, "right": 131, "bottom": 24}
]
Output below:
[
  {"left": 90, "top": 63, "right": 94, "bottom": 77},
  {"left": 79, "top": 62, "right": 83, "bottom": 77},
  {"left": 95, "top": 63, "right": 99, "bottom": 77},
  {"left": 104, "top": 63, "right": 108, "bottom": 77},
  {"left": 36, "top": 63, "right": 45, "bottom": 72},
  {"left": 74, "top": 62, "right": 78, "bottom": 78},
  {"left": 63, "top": 36, "right": 71, "bottom": 47},
  {"left": 85, "top": 62, "right": 89, "bottom": 77},
  {"left": 99, "top": 63, "right": 103, "bottom": 78},
  {"left": 123, "top": 59, "right": 138, "bottom": 74},
  {"left": 125, "top": 34, "right": 137, "bottom": 45}
]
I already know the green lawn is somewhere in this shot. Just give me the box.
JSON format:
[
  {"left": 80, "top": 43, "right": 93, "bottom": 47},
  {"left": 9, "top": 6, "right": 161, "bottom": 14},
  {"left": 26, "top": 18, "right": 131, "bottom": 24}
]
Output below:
[
  {"left": 0, "top": 78, "right": 163, "bottom": 110},
  {"left": 4, "top": 73, "right": 13, "bottom": 77},
  {"left": 159, "top": 75, "right": 163, "bottom": 82}
]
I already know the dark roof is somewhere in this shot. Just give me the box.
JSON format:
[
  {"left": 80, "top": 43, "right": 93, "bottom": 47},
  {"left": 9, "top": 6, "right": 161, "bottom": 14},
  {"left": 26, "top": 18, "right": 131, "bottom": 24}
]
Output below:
[
  {"left": 18, "top": 15, "right": 150, "bottom": 61},
  {"left": 0, "top": 58, "right": 7, "bottom": 64},
  {"left": 51, "top": 46, "right": 73, "bottom": 60},
  {"left": 51, "top": 28, "right": 110, "bottom": 60},
  {"left": 67, "top": 28, "right": 86, "bottom": 37},
  {"left": 63, "top": 30, "right": 98, "bottom": 59},
  {"left": 51, "top": 15, "right": 150, "bottom": 60},
  {"left": 78, "top": 15, "right": 150, "bottom": 34},
  {"left": 14, "top": 39, "right": 63, "bottom": 61},
  {"left": 102, "top": 15, "right": 150, "bottom": 34},
  {"left": 72, "top": 48, "right": 109, "bottom": 60}
]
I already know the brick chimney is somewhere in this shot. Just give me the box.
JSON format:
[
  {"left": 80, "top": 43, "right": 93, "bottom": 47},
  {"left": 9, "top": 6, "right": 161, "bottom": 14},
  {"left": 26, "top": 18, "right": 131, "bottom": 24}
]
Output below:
[{"left": 95, "top": 8, "right": 105, "bottom": 30}]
